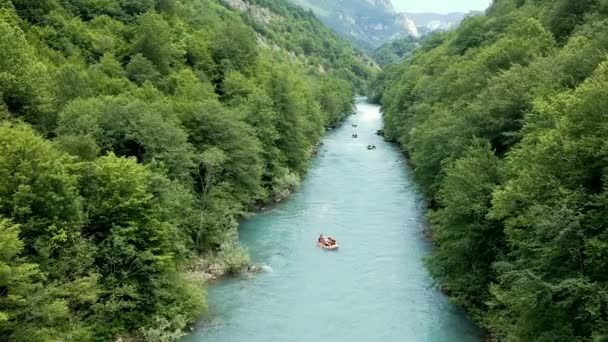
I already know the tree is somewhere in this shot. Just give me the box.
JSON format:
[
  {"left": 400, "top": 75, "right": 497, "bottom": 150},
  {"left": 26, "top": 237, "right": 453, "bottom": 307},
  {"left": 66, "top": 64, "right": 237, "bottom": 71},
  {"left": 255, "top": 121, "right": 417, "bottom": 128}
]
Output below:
[
  {"left": 54, "top": 63, "right": 94, "bottom": 108},
  {"left": 211, "top": 21, "right": 258, "bottom": 75},
  {"left": 268, "top": 67, "right": 310, "bottom": 174},
  {"left": 178, "top": 100, "right": 263, "bottom": 203},
  {"left": 131, "top": 11, "right": 180, "bottom": 75},
  {"left": 0, "top": 218, "right": 44, "bottom": 339},
  {"left": 57, "top": 95, "right": 194, "bottom": 180},
  {"left": 426, "top": 141, "right": 504, "bottom": 318},
  {"left": 184, "top": 31, "right": 217, "bottom": 81},
  {"left": 0, "top": 124, "right": 99, "bottom": 341},
  {"left": 0, "top": 122, "right": 83, "bottom": 254},
  {"left": 81, "top": 154, "right": 203, "bottom": 336},
  {"left": 542, "top": 0, "right": 595, "bottom": 42},
  {"left": 10, "top": 0, "right": 56, "bottom": 23},
  {"left": 0, "top": 12, "right": 52, "bottom": 130},
  {"left": 120, "top": 0, "right": 156, "bottom": 17},
  {"left": 127, "top": 53, "right": 161, "bottom": 85}
]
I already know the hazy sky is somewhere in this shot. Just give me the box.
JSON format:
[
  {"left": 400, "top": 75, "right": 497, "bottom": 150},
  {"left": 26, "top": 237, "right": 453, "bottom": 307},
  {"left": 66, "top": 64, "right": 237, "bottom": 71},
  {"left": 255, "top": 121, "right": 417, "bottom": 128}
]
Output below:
[{"left": 392, "top": 0, "right": 492, "bottom": 14}]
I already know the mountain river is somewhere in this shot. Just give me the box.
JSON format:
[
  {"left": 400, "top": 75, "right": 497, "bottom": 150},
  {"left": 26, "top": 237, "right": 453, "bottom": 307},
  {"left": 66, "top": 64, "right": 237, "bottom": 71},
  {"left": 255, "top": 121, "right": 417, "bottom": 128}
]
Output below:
[{"left": 184, "top": 98, "right": 479, "bottom": 342}]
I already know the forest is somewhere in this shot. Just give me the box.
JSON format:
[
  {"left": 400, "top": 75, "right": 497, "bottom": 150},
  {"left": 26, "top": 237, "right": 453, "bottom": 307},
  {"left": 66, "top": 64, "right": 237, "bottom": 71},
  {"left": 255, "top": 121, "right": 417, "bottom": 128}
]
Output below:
[
  {"left": 378, "top": 0, "right": 608, "bottom": 340},
  {"left": 372, "top": 36, "right": 420, "bottom": 67},
  {"left": 0, "top": 0, "right": 373, "bottom": 340}
]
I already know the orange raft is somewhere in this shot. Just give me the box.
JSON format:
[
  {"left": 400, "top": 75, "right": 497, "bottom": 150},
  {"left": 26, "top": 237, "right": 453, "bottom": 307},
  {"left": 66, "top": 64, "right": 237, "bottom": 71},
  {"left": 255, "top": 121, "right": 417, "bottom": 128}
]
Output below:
[{"left": 318, "top": 242, "right": 339, "bottom": 250}]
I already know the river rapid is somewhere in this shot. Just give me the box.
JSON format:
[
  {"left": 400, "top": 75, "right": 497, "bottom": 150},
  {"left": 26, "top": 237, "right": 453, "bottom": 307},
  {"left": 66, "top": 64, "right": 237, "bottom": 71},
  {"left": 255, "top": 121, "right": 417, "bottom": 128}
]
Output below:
[{"left": 184, "top": 98, "right": 479, "bottom": 342}]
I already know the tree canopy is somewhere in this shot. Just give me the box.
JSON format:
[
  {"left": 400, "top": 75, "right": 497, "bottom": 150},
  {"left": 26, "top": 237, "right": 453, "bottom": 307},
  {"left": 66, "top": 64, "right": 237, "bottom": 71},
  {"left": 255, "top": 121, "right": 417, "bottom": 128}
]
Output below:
[
  {"left": 0, "top": 0, "right": 371, "bottom": 339},
  {"left": 378, "top": 0, "right": 608, "bottom": 340}
]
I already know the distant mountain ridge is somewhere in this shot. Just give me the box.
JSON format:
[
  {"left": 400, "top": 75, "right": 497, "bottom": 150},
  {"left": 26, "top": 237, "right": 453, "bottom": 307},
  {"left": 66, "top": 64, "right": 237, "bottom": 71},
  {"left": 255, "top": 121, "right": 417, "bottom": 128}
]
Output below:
[
  {"left": 404, "top": 12, "right": 469, "bottom": 35},
  {"left": 288, "top": 0, "right": 468, "bottom": 50}
]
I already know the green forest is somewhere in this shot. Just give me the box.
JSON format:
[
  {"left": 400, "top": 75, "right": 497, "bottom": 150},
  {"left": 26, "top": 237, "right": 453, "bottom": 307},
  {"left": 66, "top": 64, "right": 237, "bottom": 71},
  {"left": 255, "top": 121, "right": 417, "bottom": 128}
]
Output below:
[
  {"left": 378, "top": 0, "right": 608, "bottom": 340},
  {"left": 372, "top": 36, "right": 420, "bottom": 67},
  {"left": 0, "top": 0, "right": 373, "bottom": 340}
]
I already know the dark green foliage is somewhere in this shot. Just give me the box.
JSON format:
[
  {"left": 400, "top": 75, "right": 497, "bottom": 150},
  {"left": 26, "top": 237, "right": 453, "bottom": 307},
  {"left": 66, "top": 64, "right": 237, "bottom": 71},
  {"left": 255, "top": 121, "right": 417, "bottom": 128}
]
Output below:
[
  {"left": 542, "top": 0, "right": 595, "bottom": 42},
  {"left": 268, "top": 66, "right": 314, "bottom": 173},
  {"left": 55, "top": 63, "right": 94, "bottom": 107},
  {"left": 372, "top": 36, "right": 419, "bottom": 66},
  {"left": 178, "top": 100, "right": 263, "bottom": 204},
  {"left": 426, "top": 141, "right": 504, "bottom": 316},
  {"left": 121, "top": 0, "right": 156, "bottom": 16},
  {"left": 451, "top": 15, "right": 490, "bottom": 54},
  {"left": 0, "top": 123, "right": 98, "bottom": 341},
  {"left": 379, "top": 0, "right": 608, "bottom": 340},
  {"left": 0, "top": 12, "right": 53, "bottom": 130},
  {"left": 80, "top": 154, "right": 202, "bottom": 336},
  {"left": 57, "top": 95, "right": 194, "bottom": 180},
  {"left": 127, "top": 53, "right": 161, "bottom": 85},
  {"left": 0, "top": 0, "right": 368, "bottom": 339},
  {"left": 131, "top": 11, "right": 179, "bottom": 74},
  {"left": 0, "top": 122, "right": 83, "bottom": 248},
  {"left": 211, "top": 21, "right": 258, "bottom": 75},
  {"left": 10, "top": 0, "right": 55, "bottom": 23}
]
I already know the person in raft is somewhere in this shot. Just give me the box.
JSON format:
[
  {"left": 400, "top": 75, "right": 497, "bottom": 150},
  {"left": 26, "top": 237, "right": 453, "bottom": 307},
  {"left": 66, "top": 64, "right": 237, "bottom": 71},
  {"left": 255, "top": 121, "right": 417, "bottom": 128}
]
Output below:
[{"left": 318, "top": 234, "right": 337, "bottom": 247}]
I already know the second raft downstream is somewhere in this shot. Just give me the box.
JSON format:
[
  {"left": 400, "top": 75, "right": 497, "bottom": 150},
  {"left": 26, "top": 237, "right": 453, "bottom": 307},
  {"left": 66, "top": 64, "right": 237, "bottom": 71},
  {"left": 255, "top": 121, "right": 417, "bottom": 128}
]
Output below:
[{"left": 184, "top": 98, "right": 480, "bottom": 342}]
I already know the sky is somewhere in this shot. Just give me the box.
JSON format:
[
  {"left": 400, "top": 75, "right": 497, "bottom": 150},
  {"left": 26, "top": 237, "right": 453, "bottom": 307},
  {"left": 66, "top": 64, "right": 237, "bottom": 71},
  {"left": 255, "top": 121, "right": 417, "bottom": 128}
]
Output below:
[{"left": 392, "top": 0, "right": 492, "bottom": 14}]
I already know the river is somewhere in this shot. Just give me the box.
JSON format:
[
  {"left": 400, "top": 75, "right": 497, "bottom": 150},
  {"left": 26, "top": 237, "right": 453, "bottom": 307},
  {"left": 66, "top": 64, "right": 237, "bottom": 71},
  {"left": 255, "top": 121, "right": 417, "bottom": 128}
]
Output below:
[{"left": 184, "top": 99, "right": 479, "bottom": 342}]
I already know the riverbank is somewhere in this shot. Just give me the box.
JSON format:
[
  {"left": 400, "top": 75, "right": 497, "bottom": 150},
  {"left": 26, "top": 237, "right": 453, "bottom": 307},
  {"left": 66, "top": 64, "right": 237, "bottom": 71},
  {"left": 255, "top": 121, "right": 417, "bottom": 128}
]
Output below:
[{"left": 191, "top": 117, "right": 354, "bottom": 284}]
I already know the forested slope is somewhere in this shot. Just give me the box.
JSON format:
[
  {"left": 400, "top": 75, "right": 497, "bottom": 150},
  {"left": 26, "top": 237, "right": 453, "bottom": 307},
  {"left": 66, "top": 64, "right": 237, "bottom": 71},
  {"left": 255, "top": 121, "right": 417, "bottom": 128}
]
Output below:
[
  {"left": 372, "top": 36, "right": 420, "bottom": 67},
  {"left": 379, "top": 0, "right": 608, "bottom": 340},
  {"left": 0, "top": 0, "right": 373, "bottom": 340}
]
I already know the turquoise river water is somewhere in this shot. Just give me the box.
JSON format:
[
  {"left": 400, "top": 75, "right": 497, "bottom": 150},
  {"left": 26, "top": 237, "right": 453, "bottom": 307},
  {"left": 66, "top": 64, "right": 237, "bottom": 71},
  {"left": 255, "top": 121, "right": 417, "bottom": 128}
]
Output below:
[{"left": 184, "top": 99, "right": 479, "bottom": 342}]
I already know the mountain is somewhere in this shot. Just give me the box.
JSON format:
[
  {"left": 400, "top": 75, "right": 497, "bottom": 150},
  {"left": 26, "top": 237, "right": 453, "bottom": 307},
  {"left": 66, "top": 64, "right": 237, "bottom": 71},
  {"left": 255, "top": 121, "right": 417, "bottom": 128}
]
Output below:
[
  {"left": 288, "top": 0, "right": 467, "bottom": 50},
  {"left": 403, "top": 12, "right": 470, "bottom": 35}
]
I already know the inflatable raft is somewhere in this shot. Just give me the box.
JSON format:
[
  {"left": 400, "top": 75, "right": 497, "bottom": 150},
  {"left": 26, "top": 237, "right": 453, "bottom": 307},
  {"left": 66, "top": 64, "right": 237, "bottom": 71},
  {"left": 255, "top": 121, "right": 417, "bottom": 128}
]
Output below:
[{"left": 318, "top": 242, "right": 339, "bottom": 250}]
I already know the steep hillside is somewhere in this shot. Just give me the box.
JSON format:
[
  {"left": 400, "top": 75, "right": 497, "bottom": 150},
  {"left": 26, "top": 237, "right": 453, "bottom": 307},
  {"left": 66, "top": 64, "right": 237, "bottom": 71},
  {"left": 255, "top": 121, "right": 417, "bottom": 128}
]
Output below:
[
  {"left": 379, "top": 0, "right": 608, "bottom": 340},
  {"left": 0, "top": 0, "right": 372, "bottom": 340},
  {"left": 222, "top": 0, "right": 378, "bottom": 90},
  {"left": 372, "top": 35, "right": 420, "bottom": 66}
]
